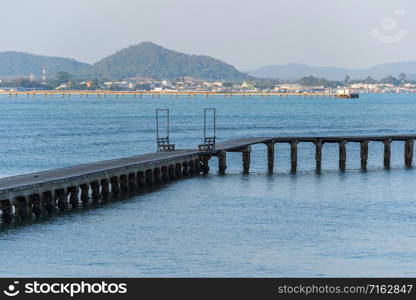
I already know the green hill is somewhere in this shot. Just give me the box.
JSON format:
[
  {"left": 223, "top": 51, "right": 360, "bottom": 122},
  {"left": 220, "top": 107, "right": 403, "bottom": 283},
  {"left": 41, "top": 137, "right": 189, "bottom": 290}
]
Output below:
[
  {"left": 0, "top": 51, "right": 90, "bottom": 78},
  {"left": 82, "top": 42, "right": 248, "bottom": 80}
]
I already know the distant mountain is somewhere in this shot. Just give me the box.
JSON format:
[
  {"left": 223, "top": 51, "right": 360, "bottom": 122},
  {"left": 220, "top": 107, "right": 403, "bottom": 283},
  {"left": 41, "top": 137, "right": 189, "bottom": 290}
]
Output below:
[
  {"left": 3, "top": 44, "right": 416, "bottom": 82},
  {"left": 248, "top": 62, "right": 416, "bottom": 80},
  {"left": 82, "top": 42, "right": 248, "bottom": 80},
  {"left": 0, "top": 51, "right": 89, "bottom": 78}
]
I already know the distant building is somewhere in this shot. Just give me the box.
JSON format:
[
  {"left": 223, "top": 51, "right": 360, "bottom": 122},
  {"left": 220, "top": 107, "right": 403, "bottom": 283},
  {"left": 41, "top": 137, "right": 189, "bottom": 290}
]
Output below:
[{"left": 242, "top": 81, "right": 255, "bottom": 90}]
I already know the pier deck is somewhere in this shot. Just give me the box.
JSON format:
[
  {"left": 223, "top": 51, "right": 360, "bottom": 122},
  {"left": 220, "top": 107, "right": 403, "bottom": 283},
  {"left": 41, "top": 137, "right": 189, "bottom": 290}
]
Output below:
[
  {"left": 214, "top": 134, "right": 416, "bottom": 151},
  {"left": 0, "top": 150, "right": 199, "bottom": 193},
  {"left": 1, "top": 134, "right": 415, "bottom": 223}
]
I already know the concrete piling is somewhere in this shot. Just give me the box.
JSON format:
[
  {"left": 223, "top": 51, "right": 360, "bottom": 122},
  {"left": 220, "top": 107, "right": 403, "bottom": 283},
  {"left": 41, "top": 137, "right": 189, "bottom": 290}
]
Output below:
[
  {"left": 339, "top": 140, "right": 347, "bottom": 172},
  {"left": 90, "top": 181, "right": 101, "bottom": 202},
  {"left": 1, "top": 200, "right": 12, "bottom": 223},
  {"left": 68, "top": 186, "right": 79, "bottom": 207},
  {"left": 153, "top": 168, "right": 162, "bottom": 184},
  {"left": 384, "top": 139, "right": 391, "bottom": 169},
  {"left": 168, "top": 165, "right": 176, "bottom": 180},
  {"left": 314, "top": 139, "right": 323, "bottom": 173},
  {"left": 128, "top": 173, "right": 137, "bottom": 192},
  {"left": 266, "top": 142, "right": 274, "bottom": 174},
  {"left": 161, "top": 166, "right": 169, "bottom": 181},
  {"left": 119, "top": 175, "right": 129, "bottom": 194},
  {"left": 405, "top": 139, "right": 414, "bottom": 168},
  {"left": 201, "top": 155, "right": 210, "bottom": 175},
  {"left": 80, "top": 184, "right": 90, "bottom": 203},
  {"left": 242, "top": 146, "right": 251, "bottom": 175},
  {"left": 145, "top": 169, "right": 154, "bottom": 186},
  {"left": 43, "top": 191, "right": 55, "bottom": 213},
  {"left": 175, "top": 163, "right": 182, "bottom": 178},
  {"left": 15, "top": 196, "right": 28, "bottom": 220},
  {"left": 290, "top": 141, "right": 298, "bottom": 174},
  {"left": 195, "top": 159, "right": 202, "bottom": 174},
  {"left": 100, "top": 179, "right": 110, "bottom": 200},
  {"left": 56, "top": 189, "right": 67, "bottom": 211},
  {"left": 182, "top": 162, "right": 189, "bottom": 176},
  {"left": 189, "top": 161, "right": 196, "bottom": 175},
  {"left": 360, "top": 140, "right": 369, "bottom": 171},
  {"left": 217, "top": 150, "right": 227, "bottom": 175},
  {"left": 110, "top": 177, "right": 120, "bottom": 197},
  {"left": 136, "top": 172, "right": 146, "bottom": 188}
]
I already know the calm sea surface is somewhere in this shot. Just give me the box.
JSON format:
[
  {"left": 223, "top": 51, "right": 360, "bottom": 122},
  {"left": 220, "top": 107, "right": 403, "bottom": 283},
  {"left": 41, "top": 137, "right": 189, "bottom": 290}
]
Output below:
[{"left": 1, "top": 93, "right": 416, "bottom": 277}]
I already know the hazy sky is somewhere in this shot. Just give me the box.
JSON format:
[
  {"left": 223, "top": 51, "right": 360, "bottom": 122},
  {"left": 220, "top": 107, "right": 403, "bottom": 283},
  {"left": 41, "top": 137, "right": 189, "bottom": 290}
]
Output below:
[{"left": 1, "top": 0, "right": 416, "bottom": 70}]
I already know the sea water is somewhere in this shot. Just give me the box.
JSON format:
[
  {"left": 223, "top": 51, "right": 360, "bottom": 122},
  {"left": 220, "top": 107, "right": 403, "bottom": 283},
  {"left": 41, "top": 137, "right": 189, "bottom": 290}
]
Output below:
[{"left": 0, "top": 93, "right": 416, "bottom": 277}]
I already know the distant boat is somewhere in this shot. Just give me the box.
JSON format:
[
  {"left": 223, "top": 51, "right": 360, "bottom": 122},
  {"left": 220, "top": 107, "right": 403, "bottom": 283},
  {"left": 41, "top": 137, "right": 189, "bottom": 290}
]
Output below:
[{"left": 337, "top": 89, "right": 359, "bottom": 98}]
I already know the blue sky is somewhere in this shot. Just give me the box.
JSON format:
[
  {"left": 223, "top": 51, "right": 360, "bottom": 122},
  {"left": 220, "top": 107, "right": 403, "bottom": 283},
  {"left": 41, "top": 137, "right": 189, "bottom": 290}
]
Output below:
[{"left": 1, "top": 0, "right": 415, "bottom": 70}]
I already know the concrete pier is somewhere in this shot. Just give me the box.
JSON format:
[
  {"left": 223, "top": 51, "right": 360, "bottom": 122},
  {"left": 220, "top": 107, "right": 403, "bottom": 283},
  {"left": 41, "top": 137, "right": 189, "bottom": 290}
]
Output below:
[
  {"left": 0, "top": 150, "right": 200, "bottom": 223},
  {"left": 1, "top": 134, "right": 416, "bottom": 224},
  {"left": 209, "top": 134, "right": 416, "bottom": 175}
]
